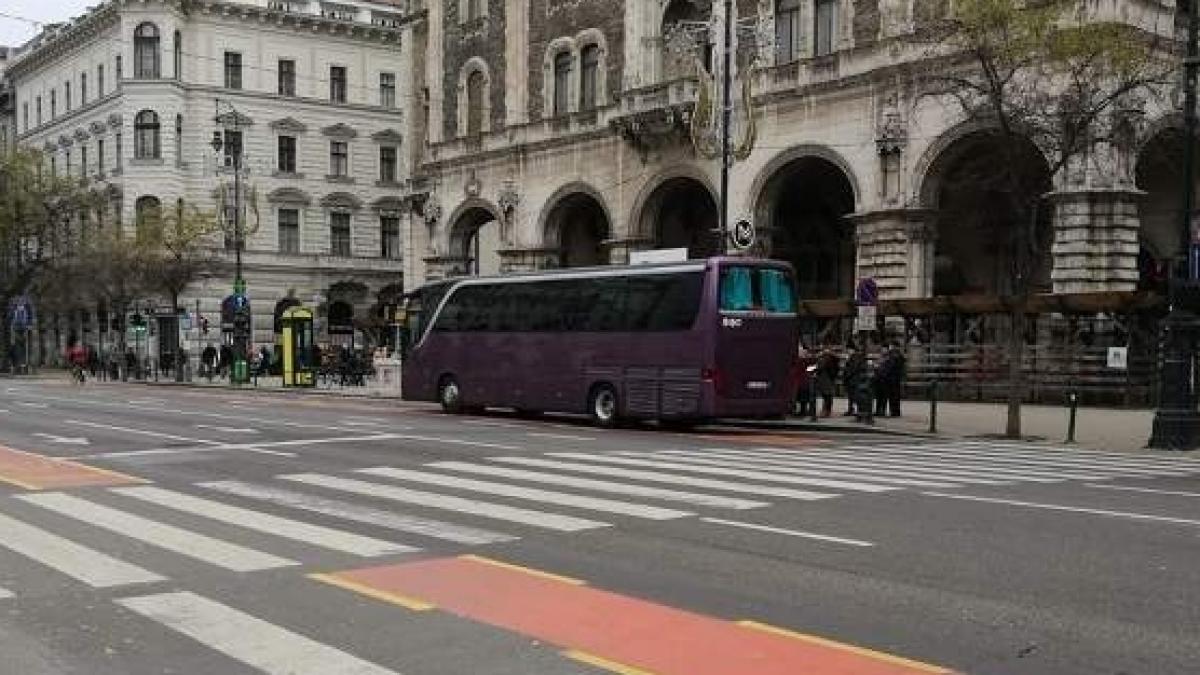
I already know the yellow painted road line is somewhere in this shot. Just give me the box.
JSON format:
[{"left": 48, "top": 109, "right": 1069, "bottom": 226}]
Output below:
[
  {"left": 458, "top": 554, "right": 587, "bottom": 586},
  {"left": 308, "top": 573, "right": 435, "bottom": 611},
  {"left": 736, "top": 620, "right": 952, "bottom": 674},
  {"left": 0, "top": 474, "right": 42, "bottom": 490},
  {"left": 564, "top": 649, "right": 657, "bottom": 675}
]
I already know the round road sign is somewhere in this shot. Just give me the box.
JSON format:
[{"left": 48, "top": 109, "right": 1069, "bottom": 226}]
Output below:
[{"left": 730, "top": 219, "right": 755, "bottom": 250}]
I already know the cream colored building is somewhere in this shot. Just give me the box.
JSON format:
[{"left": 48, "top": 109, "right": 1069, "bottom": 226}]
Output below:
[{"left": 5, "top": 0, "right": 419, "bottom": 360}]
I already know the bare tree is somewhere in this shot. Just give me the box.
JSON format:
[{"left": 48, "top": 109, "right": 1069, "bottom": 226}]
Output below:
[
  {"left": 141, "top": 200, "right": 221, "bottom": 318},
  {"left": 910, "top": 0, "right": 1174, "bottom": 436}
]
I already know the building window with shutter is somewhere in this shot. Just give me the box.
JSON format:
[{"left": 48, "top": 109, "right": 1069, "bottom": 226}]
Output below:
[
  {"left": 330, "top": 212, "right": 352, "bottom": 256},
  {"left": 134, "top": 23, "right": 161, "bottom": 78},
  {"left": 224, "top": 52, "right": 242, "bottom": 89},
  {"left": 330, "top": 66, "right": 347, "bottom": 103},
  {"left": 380, "top": 72, "right": 396, "bottom": 107},
  {"left": 580, "top": 45, "right": 600, "bottom": 111},
  {"left": 381, "top": 215, "right": 401, "bottom": 259},
  {"left": 278, "top": 136, "right": 297, "bottom": 173},
  {"left": 553, "top": 52, "right": 571, "bottom": 116},
  {"left": 814, "top": 0, "right": 838, "bottom": 57},
  {"left": 330, "top": 141, "right": 348, "bottom": 177},
  {"left": 278, "top": 208, "right": 300, "bottom": 254},
  {"left": 379, "top": 146, "right": 397, "bottom": 183},
  {"left": 279, "top": 59, "right": 296, "bottom": 96}
]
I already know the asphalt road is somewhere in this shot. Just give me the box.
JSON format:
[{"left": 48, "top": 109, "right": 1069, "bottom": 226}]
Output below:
[{"left": 0, "top": 378, "right": 1198, "bottom": 675}]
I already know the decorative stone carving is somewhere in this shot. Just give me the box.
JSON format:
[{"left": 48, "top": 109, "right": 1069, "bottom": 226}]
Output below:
[
  {"left": 875, "top": 92, "right": 907, "bottom": 156},
  {"left": 88, "top": 121, "right": 107, "bottom": 135},
  {"left": 321, "top": 123, "right": 357, "bottom": 139},
  {"left": 58, "top": 135, "right": 73, "bottom": 148},
  {"left": 464, "top": 170, "right": 482, "bottom": 198},
  {"left": 216, "top": 110, "right": 255, "bottom": 127},
  {"left": 498, "top": 179, "right": 519, "bottom": 221},
  {"left": 270, "top": 117, "right": 308, "bottom": 133},
  {"left": 106, "top": 113, "right": 122, "bottom": 128},
  {"left": 371, "top": 128, "right": 404, "bottom": 144},
  {"left": 320, "top": 191, "right": 363, "bottom": 209},
  {"left": 266, "top": 187, "right": 311, "bottom": 206},
  {"left": 73, "top": 128, "right": 90, "bottom": 142}
]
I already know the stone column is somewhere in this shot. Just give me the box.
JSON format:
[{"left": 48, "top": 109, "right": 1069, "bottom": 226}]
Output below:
[
  {"left": 1048, "top": 188, "right": 1143, "bottom": 294},
  {"left": 847, "top": 208, "right": 937, "bottom": 299},
  {"left": 603, "top": 237, "right": 654, "bottom": 265}
]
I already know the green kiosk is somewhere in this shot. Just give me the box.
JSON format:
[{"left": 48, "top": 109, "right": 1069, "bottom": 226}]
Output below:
[{"left": 280, "top": 306, "right": 315, "bottom": 387}]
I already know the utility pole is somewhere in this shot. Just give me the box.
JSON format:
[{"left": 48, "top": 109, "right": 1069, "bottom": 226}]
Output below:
[
  {"left": 718, "top": 0, "right": 733, "bottom": 256},
  {"left": 1149, "top": 0, "right": 1200, "bottom": 450},
  {"left": 211, "top": 99, "right": 251, "bottom": 385}
]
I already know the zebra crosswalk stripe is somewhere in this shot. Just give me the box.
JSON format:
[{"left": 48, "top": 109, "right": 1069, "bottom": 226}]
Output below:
[
  {"left": 486, "top": 456, "right": 836, "bottom": 500},
  {"left": 679, "top": 447, "right": 1013, "bottom": 484},
  {"left": 824, "top": 446, "right": 1121, "bottom": 480},
  {"left": 198, "top": 480, "right": 515, "bottom": 545},
  {"left": 956, "top": 441, "right": 1200, "bottom": 468},
  {"left": 427, "top": 461, "right": 768, "bottom": 510},
  {"left": 117, "top": 591, "right": 399, "bottom": 675},
  {"left": 700, "top": 447, "right": 1064, "bottom": 482},
  {"left": 358, "top": 467, "right": 692, "bottom": 520},
  {"left": 0, "top": 511, "right": 165, "bottom": 588},
  {"left": 841, "top": 445, "right": 1178, "bottom": 477},
  {"left": 17, "top": 492, "right": 296, "bottom": 572},
  {"left": 645, "top": 451, "right": 960, "bottom": 488},
  {"left": 111, "top": 486, "right": 417, "bottom": 557},
  {"left": 555, "top": 453, "right": 897, "bottom": 493},
  {"left": 280, "top": 473, "right": 609, "bottom": 532},
  {"left": 0, "top": 586, "right": 11, "bottom": 599}
]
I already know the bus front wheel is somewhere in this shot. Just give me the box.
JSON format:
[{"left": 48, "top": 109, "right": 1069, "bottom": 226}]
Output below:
[
  {"left": 438, "top": 376, "right": 463, "bottom": 414},
  {"left": 589, "top": 384, "right": 620, "bottom": 428}
]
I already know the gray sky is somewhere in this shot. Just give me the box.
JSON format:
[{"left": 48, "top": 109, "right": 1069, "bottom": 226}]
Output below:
[{"left": 2, "top": 0, "right": 96, "bottom": 49}]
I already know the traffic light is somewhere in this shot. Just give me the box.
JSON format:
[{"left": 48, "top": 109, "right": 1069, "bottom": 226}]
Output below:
[{"left": 131, "top": 314, "right": 147, "bottom": 334}]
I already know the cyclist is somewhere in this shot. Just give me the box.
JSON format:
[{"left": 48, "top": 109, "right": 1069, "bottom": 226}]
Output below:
[{"left": 65, "top": 340, "right": 87, "bottom": 385}]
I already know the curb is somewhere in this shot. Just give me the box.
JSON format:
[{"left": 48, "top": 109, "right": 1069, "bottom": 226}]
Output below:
[
  {"left": 121, "top": 378, "right": 406, "bottom": 402},
  {"left": 714, "top": 418, "right": 938, "bottom": 439}
]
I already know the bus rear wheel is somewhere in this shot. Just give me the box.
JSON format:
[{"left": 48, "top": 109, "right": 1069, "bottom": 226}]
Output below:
[
  {"left": 589, "top": 384, "right": 620, "bottom": 428},
  {"left": 438, "top": 376, "right": 463, "bottom": 414}
]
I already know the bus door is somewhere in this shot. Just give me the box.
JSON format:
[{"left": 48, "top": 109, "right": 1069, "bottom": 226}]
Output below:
[{"left": 714, "top": 265, "right": 799, "bottom": 402}]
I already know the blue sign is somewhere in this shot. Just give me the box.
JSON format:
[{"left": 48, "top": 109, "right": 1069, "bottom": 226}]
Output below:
[
  {"left": 855, "top": 278, "right": 878, "bottom": 306},
  {"left": 9, "top": 296, "right": 34, "bottom": 330}
]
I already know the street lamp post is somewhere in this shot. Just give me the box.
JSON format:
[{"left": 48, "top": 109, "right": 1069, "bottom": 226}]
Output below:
[
  {"left": 211, "top": 99, "right": 251, "bottom": 384},
  {"left": 1148, "top": 0, "right": 1200, "bottom": 450}
]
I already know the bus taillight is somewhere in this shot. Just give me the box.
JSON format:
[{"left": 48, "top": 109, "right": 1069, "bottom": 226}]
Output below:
[{"left": 702, "top": 367, "right": 725, "bottom": 394}]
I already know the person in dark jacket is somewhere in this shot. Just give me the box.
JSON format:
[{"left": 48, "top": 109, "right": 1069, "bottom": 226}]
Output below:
[
  {"left": 794, "top": 344, "right": 816, "bottom": 417},
  {"left": 813, "top": 347, "right": 840, "bottom": 418},
  {"left": 883, "top": 343, "right": 906, "bottom": 417},
  {"left": 844, "top": 346, "right": 873, "bottom": 424}
]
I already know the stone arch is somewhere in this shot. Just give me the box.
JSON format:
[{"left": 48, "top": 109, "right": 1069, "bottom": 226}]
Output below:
[
  {"left": 540, "top": 183, "right": 614, "bottom": 268},
  {"left": 632, "top": 169, "right": 720, "bottom": 258},
  {"left": 273, "top": 296, "right": 301, "bottom": 334},
  {"left": 752, "top": 151, "right": 858, "bottom": 300},
  {"left": 447, "top": 198, "right": 504, "bottom": 275},
  {"left": 911, "top": 119, "right": 1033, "bottom": 208},
  {"left": 917, "top": 127, "right": 1054, "bottom": 296},
  {"left": 1134, "top": 119, "right": 1197, "bottom": 287}
]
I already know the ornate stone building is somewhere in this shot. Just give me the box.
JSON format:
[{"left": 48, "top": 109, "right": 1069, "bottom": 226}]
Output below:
[
  {"left": 5, "top": 0, "right": 418, "bottom": 359},
  {"left": 410, "top": 0, "right": 1185, "bottom": 311}
]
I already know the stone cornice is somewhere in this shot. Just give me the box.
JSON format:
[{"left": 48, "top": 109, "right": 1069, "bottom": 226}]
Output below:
[
  {"left": 3, "top": 3, "right": 122, "bottom": 80},
  {"left": 193, "top": 0, "right": 414, "bottom": 45}
]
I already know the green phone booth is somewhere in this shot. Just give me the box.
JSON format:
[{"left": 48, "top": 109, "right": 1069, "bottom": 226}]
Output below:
[{"left": 280, "top": 306, "right": 315, "bottom": 387}]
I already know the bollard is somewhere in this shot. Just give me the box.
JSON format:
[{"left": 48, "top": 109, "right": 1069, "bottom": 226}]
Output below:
[
  {"left": 1066, "top": 391, "right": 1078, "bottom": 444},
  {"left": 928, "top": 379, "right": 939, "bottom": 434}
]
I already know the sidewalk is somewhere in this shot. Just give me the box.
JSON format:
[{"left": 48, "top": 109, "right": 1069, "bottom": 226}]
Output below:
[{"left": 756, "top": 397, "right": 1156, "bottom": 453}]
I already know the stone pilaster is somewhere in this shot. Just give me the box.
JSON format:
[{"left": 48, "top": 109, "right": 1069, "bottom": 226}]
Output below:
[
  {"left": 1048, "top": 189, "right": 1143, "bottom": 294},
  {"left": 847, "top": 208, "right": 936, "bottom": 299}
]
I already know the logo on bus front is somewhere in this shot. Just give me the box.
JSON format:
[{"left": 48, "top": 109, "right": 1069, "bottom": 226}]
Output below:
[{"left": 721, "top": 317, "right": 743, "bottom": 328}]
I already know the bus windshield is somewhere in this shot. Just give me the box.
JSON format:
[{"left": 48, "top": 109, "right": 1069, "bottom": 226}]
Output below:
[{"left": 719, "top": 265, "right": 797, "bottom": 314}]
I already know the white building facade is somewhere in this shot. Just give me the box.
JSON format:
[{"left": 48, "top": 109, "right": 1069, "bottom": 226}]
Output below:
[{"left": 5, "top": 0, "right": 419, "bottom": 361}]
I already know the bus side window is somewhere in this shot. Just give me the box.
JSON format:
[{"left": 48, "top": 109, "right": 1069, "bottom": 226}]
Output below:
[
  {"left": 720, "top": 267, "right": 754, "bottom": 311},
  {"left": 760, "top": 268, "right": 796, "bottom": 313},
  {"left": 585, "top": 277, "right": 624, "bottom": 331}
]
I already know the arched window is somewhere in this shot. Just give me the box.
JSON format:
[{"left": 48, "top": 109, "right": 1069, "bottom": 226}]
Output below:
[
  {"left": 134, "top": 110, "right": 161, "bottom": 159},
  {"left": 135, "top": 195, "right": 162, "bottom": 242},
  {"left": 466, "top": 70, "right": 485, "bottom": 137},
  {"left": 580, "top": 44, "right": 600, "bottom": 111},
  {"left": 552, "top": 52, "right": 571, "bottom": 116},
  {"left": 173, "top": 30, "right": 182, "bottom": 80},
  {"left": 133, "top": 22, "right": 161, "bottom": 79}
]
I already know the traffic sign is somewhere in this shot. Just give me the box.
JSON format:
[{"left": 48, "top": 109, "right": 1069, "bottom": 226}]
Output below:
[
  {"left": 855, "top": 305, "right": 878, "bottom": 332},
  {"left": 9, "top": 296, "right": 34, "bottom": 331},
  {"left": 730, "top": 219, "right": 755, "bottom": 250}
]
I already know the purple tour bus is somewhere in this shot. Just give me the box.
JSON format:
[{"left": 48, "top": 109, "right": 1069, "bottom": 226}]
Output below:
[{"left": 399, "top": 256, "right": 800, "bottom": 426}]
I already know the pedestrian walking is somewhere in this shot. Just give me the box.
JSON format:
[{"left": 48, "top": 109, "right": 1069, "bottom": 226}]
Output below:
[
  {"left": 201, "top": 344, "right": 217, "bottom": 381},
  {"left": 219, "top": 344, "right": 233, "bottom": 379},
  {"left": 874, "top": 347, "right": 896, "bottom": 418},
  {"left": 794, "top": 343, "right": 816, "bottom": 417},
  {"left": 885, "top": 343, "right": 906, "bottom": 417},
  {"left": 842, "top": 343, "right": 865, "bottom": 417},
  {"left": 813, "top": 346, "right": 840, "bottom": 418}
]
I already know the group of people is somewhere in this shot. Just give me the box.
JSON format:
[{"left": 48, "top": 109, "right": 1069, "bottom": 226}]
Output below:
[{"left": 796, "top": 342, "right": 907, "bottom": 424}]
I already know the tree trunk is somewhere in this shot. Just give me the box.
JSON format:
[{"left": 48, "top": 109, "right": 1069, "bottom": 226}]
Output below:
[{"left": 1005, "top": 308, "right": 1026, "bottom": 438}]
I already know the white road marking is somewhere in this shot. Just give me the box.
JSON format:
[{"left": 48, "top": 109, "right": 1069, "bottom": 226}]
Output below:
[
  {"left": 682, "top": 447, "right": 1009, "bottom": 485},
  {"left": 16, "top": 402, "right": 49, "bottom": 409},
  {"left": 117, "top": 591, "right": 399, "bottom": 675},
  {"left": 701, "top": 517, "right": 875, "bottom": 547},
  {"left": 73, "top": 434, "right": 402, "bottom": 460},
  {"left": 825, "top": 446, "right": 1120, "bottom": 480},
  {"left": 460, "top": 419, "right": 526, "bottom": 429},
  {"left": 1085, "top": 484, "right": 1200, "bottom": 498},
  {"left": 649, "top": 451, "right": 958, "bottom": 488},
  {"left": 709, "top": 447, "right": 1027, "bottom": 484},
  {"left": 64, "top": 420, "right": 220, "bottom": 445},
  {"left": 557, "top": 453, "right": 897, "bottom": 493},
  {"left": 17, "top": 493, "right": 296, "bottom": 572},
  {"left": 921, "top": 491, "right": 1200, "bottom": 526},
  {"left": 359, "top": 467, "right": 692, "bottom": 520},
  {"left": 281, "top": 473, "right": 609, "bottom": 532},
  {"left": 0, "top": 587, "right": 12, "bottom": 599},
  {"left": 340, "top": 421, "right": 394, "bottom": 428},
  {"left": 31, "top": 433, "right": 90, "bottom": 446},
  {"left": 199, "top": 481, "right": 514, "bottom": 545},
  {"left": 844, "top": 444, "right": 1188, "bottom": 477},
  {"left": 194, "top": 425, "right": 259, "bottom": 434},
  {"left": 489, "top": 456, "right": 836, "bottom": 501},
  {"left": 956, "top": 440, "right": 1200, "bottom": 468},
  {"left": 527, "top": 432, "right": 597, "bottom": 442},
  {"left": 112, "top": 486, "right": 416, "bottom": 557},
  {"left": 0, "top": 409, "right": 10, "bottom": 414},
  {"left": 0, "top": 512, "right": 165, "bottom": 588},
  {"left": 127, "top": 399, "right": 164, "bottom": 406},
  {"left": 429, "top": 461, "right": 768, "bottom": 509}
]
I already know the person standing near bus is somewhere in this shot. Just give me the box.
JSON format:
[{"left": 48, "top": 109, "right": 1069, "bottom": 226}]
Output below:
[{"left": 813, "top": 346, "right": 839, "bottom": 418}]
